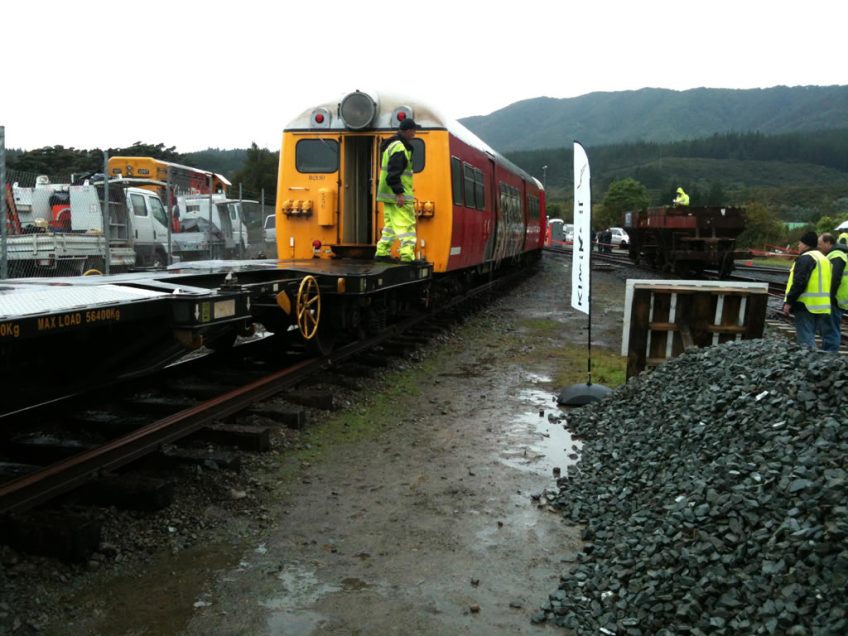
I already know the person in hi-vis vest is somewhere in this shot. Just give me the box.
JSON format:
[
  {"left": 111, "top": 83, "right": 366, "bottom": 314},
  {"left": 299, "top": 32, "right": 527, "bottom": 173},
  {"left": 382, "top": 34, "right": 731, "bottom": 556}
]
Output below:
[
  {"left": 375, "top": 118, "right": 421, "bottom": 263},
  {"left": 783, "top": 231, "right": 837, "bottom": 351},
  {"left": 818, "top": 232, "right": 848, "bottom": 350}
]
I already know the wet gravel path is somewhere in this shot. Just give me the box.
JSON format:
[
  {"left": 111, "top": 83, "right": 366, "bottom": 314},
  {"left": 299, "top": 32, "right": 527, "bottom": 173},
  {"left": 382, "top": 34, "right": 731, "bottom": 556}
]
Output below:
[{"left": 3, "top": 254, "right": 628, "bottom": 635}]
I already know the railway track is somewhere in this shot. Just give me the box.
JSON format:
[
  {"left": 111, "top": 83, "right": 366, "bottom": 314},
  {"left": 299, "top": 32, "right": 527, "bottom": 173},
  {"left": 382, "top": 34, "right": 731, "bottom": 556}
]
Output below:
[{"left": 0, "top": 268, "right": 528, "bottom": 530}]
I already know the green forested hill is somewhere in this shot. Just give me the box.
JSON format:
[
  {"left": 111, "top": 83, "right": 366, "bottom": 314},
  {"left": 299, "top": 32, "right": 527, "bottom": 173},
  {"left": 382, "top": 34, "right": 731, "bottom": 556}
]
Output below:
[
  {"left": 506, "top": 128, "right": 848, "bottom": 221},
  {"left": 462, "top": 85, "right": 848, "bottom": 152}
]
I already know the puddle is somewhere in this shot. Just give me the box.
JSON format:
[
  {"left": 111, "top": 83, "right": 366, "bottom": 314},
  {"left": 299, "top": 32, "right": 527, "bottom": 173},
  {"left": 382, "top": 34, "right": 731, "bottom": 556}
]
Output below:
[
  {"left": 265, "top": 609, "right": 329, "bottom": 634},
  {"left": 260, "top": 561, "right": 342, "bottom": 611},
  {"left": 260, "top": 561, "right": 341, "bottom": 635},
  {"left": 524, "top": 372, "right": 552, "bottom": 384},
  {"left": 50, "top": 540, "right": 242, "bottom": 636},
  {"left": 341, "top": 577, "right": 372, "bottom": 591},
  {"left": 499, "top": 388, "right": 582, "bottom": 475}
]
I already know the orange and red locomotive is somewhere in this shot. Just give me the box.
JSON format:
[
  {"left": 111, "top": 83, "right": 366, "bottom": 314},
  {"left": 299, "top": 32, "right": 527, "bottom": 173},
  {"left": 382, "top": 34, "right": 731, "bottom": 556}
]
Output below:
[{"left": 274, "top": 90, "right": 545, "bottom": 272}]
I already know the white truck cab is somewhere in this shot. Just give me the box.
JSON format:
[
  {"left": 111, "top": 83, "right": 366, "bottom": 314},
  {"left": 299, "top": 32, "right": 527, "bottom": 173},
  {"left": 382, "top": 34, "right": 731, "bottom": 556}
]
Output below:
[{"left": 128, "top": 188, "right": 171, "bottom": 266}]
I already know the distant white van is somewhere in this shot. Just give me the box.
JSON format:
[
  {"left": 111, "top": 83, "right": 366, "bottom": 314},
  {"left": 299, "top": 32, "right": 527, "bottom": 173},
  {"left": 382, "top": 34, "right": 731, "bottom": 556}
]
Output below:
[{"left": 263, "top": 214, "right": 276, "bottom": 246}]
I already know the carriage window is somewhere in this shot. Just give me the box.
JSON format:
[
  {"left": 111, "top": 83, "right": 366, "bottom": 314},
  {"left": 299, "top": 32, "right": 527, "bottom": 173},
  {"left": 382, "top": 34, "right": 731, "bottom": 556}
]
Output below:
[
  {"left": 451, "top": 157, "right": 463, "bottom": 205},
  {"left": 296, "top": 139, "right": 339, "bottom": 173},
  {"left": 410, "top": 139, "right": 426, "bottom": 173},
  {"left": 528, "top": 195, "right": 540, "bottom": 220},
  {"left": 464, "top": 163, "right": 476, "bottom": 208},
  {"left": 474, "top": 168, "right": 485, "bottom": 210}
]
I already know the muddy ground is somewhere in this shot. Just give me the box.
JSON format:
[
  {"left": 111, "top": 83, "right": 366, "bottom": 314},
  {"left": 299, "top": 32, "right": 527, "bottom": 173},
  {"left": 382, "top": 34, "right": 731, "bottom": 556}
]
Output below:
[{"left": 2, "top": 252, "right": 630, "bottom": 635}]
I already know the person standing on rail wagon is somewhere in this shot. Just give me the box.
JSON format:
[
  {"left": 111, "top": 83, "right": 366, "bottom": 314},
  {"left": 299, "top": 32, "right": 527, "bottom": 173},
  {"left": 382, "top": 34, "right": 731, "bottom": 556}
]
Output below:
[
  {"left": 783, "top": 231, "right": 837, "bottom": 351},
  {"left": 673, "top": 187, "right": 690, "bottom": 207},
  {"left": 375, "top": 118, "right": 421, "bottom": 263},
  {"left": 819, "top": 232, "right": 848, "bottom": 348}
]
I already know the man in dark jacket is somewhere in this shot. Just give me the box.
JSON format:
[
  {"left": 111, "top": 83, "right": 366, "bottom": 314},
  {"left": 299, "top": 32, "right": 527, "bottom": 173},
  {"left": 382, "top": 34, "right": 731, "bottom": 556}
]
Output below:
[{"left": 783, "top": 231, "right": 836, "bottom": 351}]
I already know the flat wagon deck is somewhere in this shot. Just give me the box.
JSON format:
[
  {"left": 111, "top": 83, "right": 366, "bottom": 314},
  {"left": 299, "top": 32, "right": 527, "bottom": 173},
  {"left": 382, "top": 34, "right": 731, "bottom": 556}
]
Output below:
[{"left": 0, "top": 258, "right": 432, "bottom": 412}]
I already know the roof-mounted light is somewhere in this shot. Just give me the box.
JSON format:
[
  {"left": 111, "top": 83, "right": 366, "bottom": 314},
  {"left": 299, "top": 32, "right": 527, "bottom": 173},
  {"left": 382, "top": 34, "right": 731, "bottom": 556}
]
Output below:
[
  {"left": 391, "top": 106, "right": 414, "bottom": 128},
  {"left": 339, "top": 90, "right": 378, "bottom": 130},
  {"left": 311, "top": 108, "right": 331, "bottom": 128}
]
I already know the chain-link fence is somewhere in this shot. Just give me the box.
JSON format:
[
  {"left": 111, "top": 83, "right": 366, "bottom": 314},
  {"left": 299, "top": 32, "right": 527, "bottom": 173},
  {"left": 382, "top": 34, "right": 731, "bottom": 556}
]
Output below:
[{"left": 1, "top": 132, "right": 277, "bottom": 279}]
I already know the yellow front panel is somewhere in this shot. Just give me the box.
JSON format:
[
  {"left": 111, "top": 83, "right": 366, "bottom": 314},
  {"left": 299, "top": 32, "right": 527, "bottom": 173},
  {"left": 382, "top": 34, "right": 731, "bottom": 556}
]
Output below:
[
  {"left": 275, "top": 130, "right": 455, "bottom": 271},
  {"left": 276, "top": 133, "right": 341, "bottom": 260}
]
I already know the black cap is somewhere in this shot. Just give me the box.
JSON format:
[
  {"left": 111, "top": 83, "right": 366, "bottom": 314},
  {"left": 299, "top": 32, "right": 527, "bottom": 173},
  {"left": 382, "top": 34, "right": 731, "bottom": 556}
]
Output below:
[
  {"left": 399, "top": 118, "right": 421, "bottom": 131},
  {"left": 800, "top": 231, "right": 818, "bottom": 248}
]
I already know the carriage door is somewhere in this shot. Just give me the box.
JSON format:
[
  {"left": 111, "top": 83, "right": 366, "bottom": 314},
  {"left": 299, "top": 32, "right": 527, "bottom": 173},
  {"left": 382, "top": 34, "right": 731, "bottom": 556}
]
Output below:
[
  {"left": 341, "top": 135, "right": 374, "bottom": 244},
  {"left": 484, "top": 157, "right": 497, "bottom": 261}
]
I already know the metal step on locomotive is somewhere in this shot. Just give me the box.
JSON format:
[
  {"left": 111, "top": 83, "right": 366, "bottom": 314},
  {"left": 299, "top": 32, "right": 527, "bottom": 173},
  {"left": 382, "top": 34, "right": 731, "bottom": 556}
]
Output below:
[{"left": 0, "top": 90, "right": 546, "bottom": 412}]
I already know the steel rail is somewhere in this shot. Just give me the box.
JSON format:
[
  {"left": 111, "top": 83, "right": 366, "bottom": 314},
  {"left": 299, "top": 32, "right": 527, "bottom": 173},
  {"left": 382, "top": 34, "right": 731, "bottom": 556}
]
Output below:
[{"left": 0, "top": 268, "right": 522, "bottom": 515}]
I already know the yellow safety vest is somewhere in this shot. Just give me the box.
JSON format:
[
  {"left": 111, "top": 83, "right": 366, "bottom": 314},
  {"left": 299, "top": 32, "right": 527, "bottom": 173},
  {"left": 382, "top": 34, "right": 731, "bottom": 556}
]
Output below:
[
  {"left": 838, "top": 231, "right": 848, "bottom": 245},
  {"left": 377, "top": 140, "right": 413, "bottom": 204},
  {"left": 674, "top": 191, "right": 690, "bottom": 206},
  {"left": 785, "top": 250, "right": 832, "bottom": 314},
  {"left": 828, "top": 249, "right": 848, "bottom": 310}
]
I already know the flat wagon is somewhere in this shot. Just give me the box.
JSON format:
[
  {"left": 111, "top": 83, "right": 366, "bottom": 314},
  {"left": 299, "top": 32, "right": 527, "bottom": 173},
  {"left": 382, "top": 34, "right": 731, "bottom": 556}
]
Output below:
[{"left": 623, "top": 206, "right": 748, "bottom": 277}]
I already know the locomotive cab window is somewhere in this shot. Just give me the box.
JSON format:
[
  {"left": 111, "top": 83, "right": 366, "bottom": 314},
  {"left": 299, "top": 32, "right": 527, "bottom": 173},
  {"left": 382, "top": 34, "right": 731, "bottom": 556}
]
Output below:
[
  {"left": 410, "top": 139, "right": 426, "bottom": 173},
  {"left": 296, "top": 138, "right": 339, "bottom": 173}
]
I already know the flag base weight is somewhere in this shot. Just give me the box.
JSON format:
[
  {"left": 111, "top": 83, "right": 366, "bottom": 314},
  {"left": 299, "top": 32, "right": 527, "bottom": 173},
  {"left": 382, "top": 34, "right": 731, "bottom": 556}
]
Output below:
[{"left": 557, "top": 382, "right": 612, "bottom": 406}]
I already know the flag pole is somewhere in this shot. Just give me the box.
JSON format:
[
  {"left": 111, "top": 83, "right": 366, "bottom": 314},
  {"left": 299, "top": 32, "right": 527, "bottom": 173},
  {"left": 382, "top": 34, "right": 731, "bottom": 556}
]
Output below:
[{"left": 558, "top": 141, "right": 611, "bottom": 406}]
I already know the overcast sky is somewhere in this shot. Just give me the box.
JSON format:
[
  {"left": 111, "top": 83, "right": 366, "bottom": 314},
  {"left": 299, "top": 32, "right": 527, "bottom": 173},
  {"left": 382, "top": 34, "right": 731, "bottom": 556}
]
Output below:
[{"left": 2, "top": 0, "right": 845, "bottom": 153}]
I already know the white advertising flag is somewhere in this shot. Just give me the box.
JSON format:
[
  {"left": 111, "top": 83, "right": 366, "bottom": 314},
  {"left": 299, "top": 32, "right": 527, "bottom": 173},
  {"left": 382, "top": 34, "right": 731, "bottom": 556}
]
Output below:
[{"left": 571, "top": 142, "right": 591, "bottom": 314}]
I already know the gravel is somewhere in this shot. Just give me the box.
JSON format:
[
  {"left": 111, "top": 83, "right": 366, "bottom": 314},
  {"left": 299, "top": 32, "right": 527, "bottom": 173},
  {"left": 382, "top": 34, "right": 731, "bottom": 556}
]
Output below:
[{"left": 540, "top": 338, "right": 848, "bottom": 635}]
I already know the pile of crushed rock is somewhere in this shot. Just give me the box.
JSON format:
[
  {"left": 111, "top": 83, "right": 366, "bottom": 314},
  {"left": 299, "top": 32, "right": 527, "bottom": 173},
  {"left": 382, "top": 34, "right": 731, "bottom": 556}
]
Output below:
[{"left": 541, "top": 338, "right": 848, "bottom": 635}]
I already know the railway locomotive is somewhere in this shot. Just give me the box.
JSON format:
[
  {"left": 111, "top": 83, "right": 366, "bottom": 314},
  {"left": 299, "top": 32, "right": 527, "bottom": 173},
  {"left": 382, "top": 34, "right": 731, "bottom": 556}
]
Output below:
[
  {"left": 0, "top": 91, "right": 545, "bottom": 410},
  {"left": 262, "top": 90, "right": 546, "bottom": 350},
  {"left": 622, "top": 206, "right": 748, "bottom": 277}
]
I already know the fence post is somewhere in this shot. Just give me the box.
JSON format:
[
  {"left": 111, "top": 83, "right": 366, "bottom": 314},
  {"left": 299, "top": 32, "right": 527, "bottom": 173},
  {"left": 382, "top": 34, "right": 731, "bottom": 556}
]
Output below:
[
  {"left": 166, "top": 166, "right": 173, "bottom": 265},
  {"left": 102, "top": 150, "right": 111, "bottom": 275},
  {"left": 208, "top": 174, "right": 214, "bottom": 260},
  {"left": 1, "top": 126, "right": 7, "bottom": 279}
]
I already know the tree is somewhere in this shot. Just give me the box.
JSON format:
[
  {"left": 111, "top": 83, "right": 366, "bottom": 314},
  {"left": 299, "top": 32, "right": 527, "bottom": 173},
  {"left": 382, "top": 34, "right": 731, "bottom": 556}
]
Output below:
[
  {"left": 546, "top": 202, "right": 564, "bottom": 220},
  {"left": 231, "top": 143, "right": 279, "bottom": 202},
  {"left": 599, "top": 178, "right": 650, "bottom": 228},
  {"left": 108, "top": 142, "right": 181, "bottom": 162},
  {"left": 706, "top": 181, "right": 726, "bottom": 206},
  {"left": 10, "top": 142, "right": 183, "bottom": 180},
  {"left": 816, "top": 215, "right": 837, "bottom": 234},
  {"left": 736, "top": 202, "right": 786, "bottom": 249}
]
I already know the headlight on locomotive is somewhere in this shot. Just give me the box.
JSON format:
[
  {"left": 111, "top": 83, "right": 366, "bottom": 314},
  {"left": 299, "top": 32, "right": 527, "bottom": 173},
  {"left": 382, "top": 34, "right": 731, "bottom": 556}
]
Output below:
[{"left": 339, "top": 90, "right": 378, "bottom": 130}]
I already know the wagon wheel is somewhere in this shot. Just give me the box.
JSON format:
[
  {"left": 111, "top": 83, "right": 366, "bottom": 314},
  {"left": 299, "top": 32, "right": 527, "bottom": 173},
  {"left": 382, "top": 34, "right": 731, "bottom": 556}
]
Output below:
[{"left": 296, "top": 275, "right": 321, "bottom": 340}]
